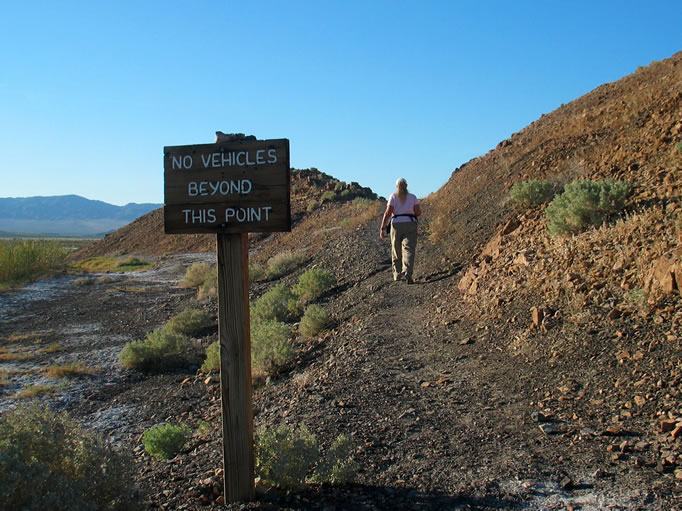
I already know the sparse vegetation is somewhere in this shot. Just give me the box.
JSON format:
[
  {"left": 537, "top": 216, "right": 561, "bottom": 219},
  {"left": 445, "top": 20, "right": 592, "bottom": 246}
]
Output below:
[
  {"left": 510, "top": 179, "right": 555, "bottom": 208},
  {"left": 341, "top": 198, "right": 383, "bottom": 231},
  {"left": 163, "top": 308, "right": 213, "bottom": 337},
  {"left": 249, "top": 263, "right": 266, "bottom": 282},
  {"left": 255, "top": 424, "right": 319, "bottom": 489},
  {"left": 200, "top": 341, "right": 220, "bottom": 373},
  {"left": 0, "top": 239, "right": 68, "bottom": 288},
  {"left": 75, "top": 255, "right": 152, "bottom": 273},
  {"left": 292, "top": 268, "right": 336, "bottom": 303},
  {"left": 251, "top": 319, "right": 294, "bottom": 377},
  {"left": 251, "top": 284, "right": 297, "bottom": 323},
  {"left": 299, "top": 304, "right": 329, "bottom": 338},
  {"left": 255, "top": 424, "right": 358, "bottom": 489},
  {"left": 321, "top": 190, "right": 337, "bottom": 203},
  {"left": 307, "top": 200, "right": 320, "bottom": 212},
  {"left": 178, "top": 261, "right": 215, "bottom": 289},
  {"left": 546, "top": 178, "right": 631, "bottom": 235},
  {"left": 45, "top": 363, "right": 97, "bottom": 379},
  {"left": 676, "top": 141, "right": 682, "bottom": 153},
  {"left": 0, "top": 348, "right": 35, "bottom": 361},
  {"left": 311, "top": 434, "right": 359, "bottom": 484},
  {"left": 265, "top": 251, "right": 306, "bottom": 280},
  {"left": 119, "top": 329, "right": 190, "bottom": 370},
  {"left": 142, "top": 423, "right": 192, "bottom": 460},
  {"left": 14, "top": 384, "right": 58, "bottom": 399},
  {"left": 0, "top": 402, "right": 136, "bottom": 510}
]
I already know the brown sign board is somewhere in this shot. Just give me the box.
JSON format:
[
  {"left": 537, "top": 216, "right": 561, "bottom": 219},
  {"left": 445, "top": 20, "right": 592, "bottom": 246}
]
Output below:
[{"left": 164, "top": 138, "right": 290, "bottom": 234}]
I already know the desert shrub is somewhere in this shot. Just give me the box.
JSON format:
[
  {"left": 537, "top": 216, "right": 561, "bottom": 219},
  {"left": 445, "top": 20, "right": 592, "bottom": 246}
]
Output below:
[
  {"left": 0, "top": 402, "right": 136, "bottom": 511},
  {"left": 307, "top": 200, "right": 320, "bottom": 212},
  {"left": 255, "top": 424, "right": 319, "bottom": 489},
  {"left": 266, "top": 251, "right": 306, "bottom": 279},
  {"left": 312, "top": 434, "right": 359, "bottom": 484},
  {"left": 142, "top": 423, "right": 192, "bottom": 460},
  {"left": 299, "top": 304, "right": 329, "bottom": 338},
  {"left": 251, "top": 319, "right": 294, "bottom": 376},
  {"left": 546, "top": 179, "right": 631, "bottom": 236},
  {"left": 676, "top": 141, "right": 682, "bottom": 154},
  {"left": 119, "top": 329, "right": 190, "bottom": 370},
  {"left": 164, "top": 308, "right": 213, "bottom": 337},
  {"left": 255, "top": 425, "right": 358, "bottom": 489},
  {"left": 510, "top": 179, "right": 555, "bottom": 208},
  {"left": 251, "top": 284, "right": 297, "bottom": 323},
  {"left": 292, "top": 268, "right": 336, "bottom": 303},
  {"left": 0, "top": 239, "right": 67, "bottom": 286},
  {"left": 197, "top": 274, "right": 218, "bottom": 300},
  {"left": 249, "top": 263, "right": 266, "bottom": 282},
  {"left": 179, "top": 262, "right": 215, "bottom": 289},
  {"left": 201, "top": 341, "right": 220, "bottom": 373},
  {"left": 321, "top": 191, "right": 337, "bottom": 203}
]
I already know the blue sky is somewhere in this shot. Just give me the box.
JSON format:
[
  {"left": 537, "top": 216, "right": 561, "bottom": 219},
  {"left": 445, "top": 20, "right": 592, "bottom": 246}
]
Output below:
[{"left": 0, "top": 1, "right": 679, "bottom": 205}]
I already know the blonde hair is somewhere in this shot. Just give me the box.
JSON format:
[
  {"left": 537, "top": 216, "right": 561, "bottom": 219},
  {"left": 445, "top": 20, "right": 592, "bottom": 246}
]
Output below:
[{"left": 396, "top": 178, "right": 408, "bottom": 201}]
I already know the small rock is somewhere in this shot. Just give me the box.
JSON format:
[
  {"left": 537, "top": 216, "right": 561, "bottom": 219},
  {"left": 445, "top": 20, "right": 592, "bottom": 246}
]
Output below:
[{"left": 560, "top": 476, "right": 573, "bottom": 490}]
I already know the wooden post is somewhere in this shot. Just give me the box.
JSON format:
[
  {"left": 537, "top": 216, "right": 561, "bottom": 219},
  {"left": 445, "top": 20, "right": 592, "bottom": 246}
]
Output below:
[{"left": 217, "top": 232, "right": 254, "bottom": 502}]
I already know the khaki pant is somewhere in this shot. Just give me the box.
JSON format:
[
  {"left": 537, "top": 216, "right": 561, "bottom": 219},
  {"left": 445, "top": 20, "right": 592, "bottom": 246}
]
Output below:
[{"left": 390, "top": 221, "right": 417, "bottom": 280}]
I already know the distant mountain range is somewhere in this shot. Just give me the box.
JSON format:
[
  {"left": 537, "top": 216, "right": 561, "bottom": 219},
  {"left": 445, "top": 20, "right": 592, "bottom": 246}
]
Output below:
[{"left": 0, "top": 195, "right": 161, "bottom": 236}]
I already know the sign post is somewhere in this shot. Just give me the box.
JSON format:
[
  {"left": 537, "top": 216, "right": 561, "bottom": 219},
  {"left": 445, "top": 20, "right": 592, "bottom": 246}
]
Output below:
[{"left": 164, "top": 136, "right": 290, "bottom": 503}]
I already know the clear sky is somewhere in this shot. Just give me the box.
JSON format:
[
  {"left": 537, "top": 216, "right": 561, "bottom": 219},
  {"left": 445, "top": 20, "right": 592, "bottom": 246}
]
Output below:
[{"left": 0, "top": 1, "right": 679, "bottom": 205}]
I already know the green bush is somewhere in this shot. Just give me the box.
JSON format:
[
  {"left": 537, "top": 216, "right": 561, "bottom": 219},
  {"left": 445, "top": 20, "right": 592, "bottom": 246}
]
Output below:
[
  {"left": 0, "top": 239, "right": 67, "bottom": 287},
  {"left": 676, "top": 141, "right": 682, "bottom": 154},
  {"left": 164, "top": 308, "right": 213, "bottom": 337},
  {"left": 266, "top": 251, "right": 306, "bottom": 279},
  {"left": 142, "top": 423, "right": 192, "bottom": 460},
  {"left": 255, "top": 424, "right": 319, "bottom": 489},
  {"left": 546, "top": 179, "right": 631, "bottom": 235},
  {"left": 249, "top": 263, "right": 266, "bottom": 282},
  {"left": 251, "top": 284, "right": 297, "bottom": 323},
  {"left": 299, "top": 304, "right": 329, "bottom": 338},
  {"left": 255, "top": 425, "right": 358, "bottom": 489},
  {"left": 321, "top": 191, "right": 337, "bottom": 203},
  {"left": 307, "top": 200, "right": 320, "bottom": 212},
  {"left": 201, "top": 341, "right": 220, "bottom": 373},
  {"left": 178, "top": 262, "right": 215, "bottom": 289},
  {"left": 312, "top": 434, "right": 359, "bottom": 485},
  {"left": 292, "top": 268, "right": 336, "bottom": 303},
  {"left": 252, "top": 319, "right": 294, "bottom": 376},
  {"left": 119, "top": 329, "right": 190, "bottom": 370},
  {"left": 510, "top": 179, "right": 555, "bottom": 208},
  {"left": 0, "top": 402, "right": 136, "bottom": 511}
]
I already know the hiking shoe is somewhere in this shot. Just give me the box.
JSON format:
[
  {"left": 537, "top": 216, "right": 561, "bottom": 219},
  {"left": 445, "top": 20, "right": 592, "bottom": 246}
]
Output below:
[{"left": 406, "top": 276, "right": 414, "bottom": 284}]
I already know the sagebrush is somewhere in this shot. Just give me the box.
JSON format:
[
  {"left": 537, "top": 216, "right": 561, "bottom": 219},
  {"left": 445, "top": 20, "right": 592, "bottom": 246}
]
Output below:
[
  {"left": 0, "top": 402, "right": 136, "bottom": 510},
  {"left": 255, "top": 424, "right": 358, "bottom": 489},
  {"left": 266, "top": 251, "right": 306, "bottom": 279},
  {"left": 252, "top": 319, "right": 294, "bottom": 376},
  {"left": 299, "top": 304, "right": 329, "bottom": 338},
  {"left": 292, "top": 268, "right": 336, "bottom": 303},
  {"left": 546, "top": 178, "right": 631, "bottom": 235},
  {"left": 251, "top": 284, "right": 297, "bottom": 323},
  {"left": 164, "top": 308, "right": 213, "bottom": 337},
  {"left": 510, "top": 179, "right": 555, "bottom": 208},
  {"left": 119, "top": 329, "right": 190, "bottom": 370},
  {"left": 142, "top": 423, "right": 192, "bottom": 460}
]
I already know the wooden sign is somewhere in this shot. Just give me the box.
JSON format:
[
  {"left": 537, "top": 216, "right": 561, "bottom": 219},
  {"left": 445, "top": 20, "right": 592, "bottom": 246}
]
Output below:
[{"left": 164, "top": 138, "right": 290, "bottom": 234}]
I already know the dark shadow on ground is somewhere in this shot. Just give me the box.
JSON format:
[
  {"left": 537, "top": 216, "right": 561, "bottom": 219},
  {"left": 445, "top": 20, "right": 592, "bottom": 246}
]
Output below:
[{"left": 252, "top": 484, "right": 522, "bottom": 510}]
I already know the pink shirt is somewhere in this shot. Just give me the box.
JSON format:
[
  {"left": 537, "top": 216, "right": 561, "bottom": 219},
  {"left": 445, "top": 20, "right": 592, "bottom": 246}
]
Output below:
[{"left": 388, "top": 193, "right": 419, "bottom": 222}]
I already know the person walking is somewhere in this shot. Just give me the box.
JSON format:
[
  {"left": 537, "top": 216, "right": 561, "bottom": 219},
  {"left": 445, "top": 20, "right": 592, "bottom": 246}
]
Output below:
[{"left": 379, "top": 178, "right": 421, "bottom": 283}]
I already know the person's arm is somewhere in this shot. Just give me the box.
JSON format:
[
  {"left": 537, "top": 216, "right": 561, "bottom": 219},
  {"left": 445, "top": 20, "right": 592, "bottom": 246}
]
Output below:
[
  {"left": 379, "top": 205, "right": 394, "bottom": 239},
  {"left": 414, "top": 203, "right": 422, "bottom": 217}
]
